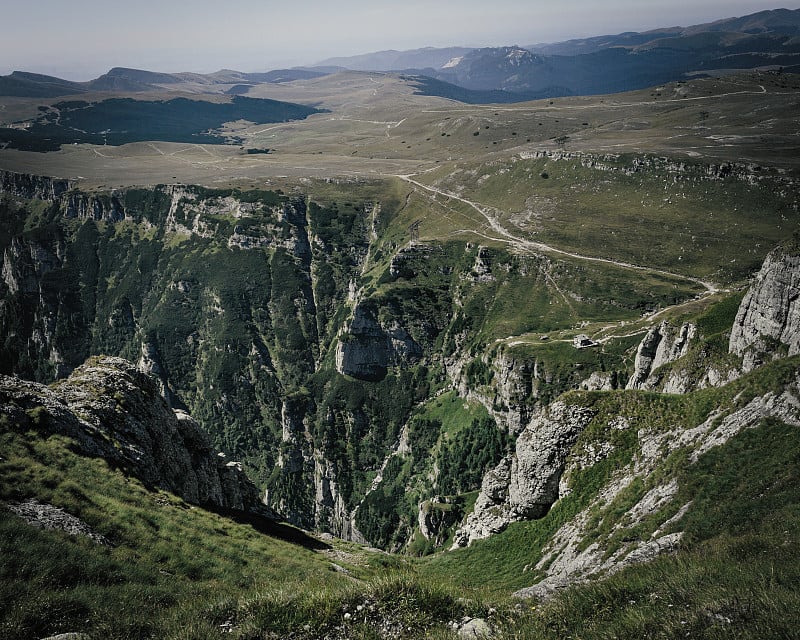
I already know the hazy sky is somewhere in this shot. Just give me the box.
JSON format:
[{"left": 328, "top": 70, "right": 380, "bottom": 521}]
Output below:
[{"left": 2, "top": 1, "right": 797, "bottom": 80}]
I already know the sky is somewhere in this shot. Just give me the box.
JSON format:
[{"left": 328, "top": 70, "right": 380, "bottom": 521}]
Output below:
[{"left": 1, "top": 1, "right": 797, "bottom": 80}]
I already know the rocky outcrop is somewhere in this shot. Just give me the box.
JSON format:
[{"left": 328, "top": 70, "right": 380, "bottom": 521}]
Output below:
[
  {"left": 469, "top": 247, "right": 495, "bottom": 283},
  {"left": 279, "top": 198, "right": 313, "bottom": 260},
  {"left": 730, "top": 245, "right": 800, "bottom": 371},
  {"left": 490, "top": 352, "right": 536, "bottom": 433},
  {"left": 314, "top": 453, "right": 365, "bottom": 542},
  {"left": 266, "top": 396, "right": 315, "bottom": 527},
  {"left": 615, "top": 244, "right": 800, "bottom": 394},
  {"left": 450, "top": 350, "right": 536, "bottom": 436},
  {"left": 626, "top": 320, "right": 696, "bottom": 390},
  {"left": 518, "top": 377, "right": 800, "bottom": 600},
  {"left": 336, "top": 305, "right": 390, "bottom": 379},
  {"left": 456, "top": 617, "right": 494, "bottom": 639},
  {"left": 0, "top": 356, "right": 269, "bottom": 515},
  {"left": 580, "top": 370, "right": 621, "bottom": 391},
  {"left": 508, "top": 403, "right": 597, "bottom": 518},
  {"left": 62, "top": 192, "right": 127, "bottom": 222},
  {"left": 452, "top": 402, "right": 596, "bottom": 547},
  {"left": 451, "top": 458, "right": 512, "bottom": 546},
  {"left": 267, "top": 396, "right": 367, "bottom": 540},
  {"left": 335, "top": 302, "right": 422, "bottom": 380},
  {"left": 0, "top": 170, "right": 71, "bottom": 201},
  {"left": 418, "top": 497, "right": 462, "bottom": 546},
  {"left": 518, "top": 151, "right": 798, "bottom": 190},
  {"left": 7, "top": 499, "right": 111, "bottom": 545}
]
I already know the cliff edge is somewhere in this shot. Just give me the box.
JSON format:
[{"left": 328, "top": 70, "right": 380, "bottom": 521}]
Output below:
[{"left": 0, "top": 356, "right": 269, "bottom": 515}]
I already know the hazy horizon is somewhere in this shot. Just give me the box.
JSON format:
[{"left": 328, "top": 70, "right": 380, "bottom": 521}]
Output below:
[{"left": 2, "top": 1, "right": 798, "bottom": 81}]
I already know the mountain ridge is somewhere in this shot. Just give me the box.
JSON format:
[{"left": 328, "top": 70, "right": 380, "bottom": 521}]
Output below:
[{"left": 2, "top": 8, "right": 798, "bottom": 102}]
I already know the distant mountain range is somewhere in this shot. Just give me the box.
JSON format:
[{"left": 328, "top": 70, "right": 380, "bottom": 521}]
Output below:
[
  {"left": 1, "top": 8, "right": 799, "bottom": 102},
  {"left": 320, "top": 8, "right": 800, "bottom": 99},
  {"left": 315, "top": 47, "right": 474, "bottom": 72},
  {"left": 0, "top": 67, "right": 331, "bottom": 98}
]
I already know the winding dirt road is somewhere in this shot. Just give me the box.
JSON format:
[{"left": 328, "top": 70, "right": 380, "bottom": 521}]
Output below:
[{"left": 397, "top": 174, "right": 719, "bottom": 295}]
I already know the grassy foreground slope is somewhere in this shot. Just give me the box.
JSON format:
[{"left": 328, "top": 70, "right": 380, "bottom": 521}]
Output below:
[
  {"left": 526, "top": 413, "right": 800, "bottom": 640},
  {"left": 3, "top": 355, "right": 800, "bottom": 638},
  {"left": 0, "top": 423, "right": 348, "bottom": 638}
]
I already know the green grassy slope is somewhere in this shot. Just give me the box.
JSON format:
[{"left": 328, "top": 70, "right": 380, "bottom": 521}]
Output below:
[
  {"left": 415, "top": 154, "right": 798, "bottom": 284},
  {"left": 3, "top": 356, "right": 799, "bottom": 638},
  {"left": 511, "top": 415, "right": 800, "bottom": 640},
  {"left": 0, "top": 426, "right": 349, "bottom": 639},
  {"left": 0, "top": 416, "right": 501, "bottom": 639}
]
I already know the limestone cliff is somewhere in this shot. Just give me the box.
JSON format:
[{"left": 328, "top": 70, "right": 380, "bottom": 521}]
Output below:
[
  {"left": 62, "top": 192, "right": 127, "bottom": 222},
  {"left": 0, "top": 169, "right": 132, "bottom": 222},
  {"left": 0, "top": 356, "right": 269, "bottom": 515},
  {"left": 452, "top": 402, "right": 596, "bottom": 547},
  {"left": 517, "top": 374, "right": 800, "bottom": 600},
  {"left": 0, "top": 235, "right": 75, "bottom": 379},
  {"left": 730, "top": 244, "right": 800, "bottom": 371},
  {"left": 0, "top": 170, "right": 71, "bottom": 201},
  {"left": 335, "top": 302, "right": 422, "bottom": 380},
  {"left": 626, "top": 320, "right": 696, "bottom": 390}
]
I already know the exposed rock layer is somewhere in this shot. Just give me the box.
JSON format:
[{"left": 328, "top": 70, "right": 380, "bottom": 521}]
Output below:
[
  {"left": 626, "top": 320, "right": 696, "bottom": 390},
  {"left": 335, "top": 302, "right": 422, "bottom": 380},
  {"left": 0, "top": 356, "right": 269, "bottom": 515},
  {"left": 452, "top": 402, "right": 596, "bottom": 547},
  {"left": 730, "top": 245, "right": 800, "bottom": 371}
]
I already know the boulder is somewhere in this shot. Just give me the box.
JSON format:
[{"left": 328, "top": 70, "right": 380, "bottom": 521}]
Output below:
[{"left": 458, "top": 617, "right": 493, "bottom": 639}]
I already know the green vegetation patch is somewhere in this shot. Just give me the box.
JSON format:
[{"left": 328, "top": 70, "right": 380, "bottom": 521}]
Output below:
[
  {"left": 354, "top": 392, "right": 508, "bottom": 551},
  {"left": 421, "top": 156, "right": 798, "bottom": 284},
  {"left": 228, "top": 572, "right": 493, "bottom": 639},
  {"left": 0, "top": 96, "right": 324, "bottom": 151},
  {"left": 0, "top": 429, "right": 347, "bottom": 640},
  {"left": 519, "top": 416, "right": 800, "bottom": 639}
]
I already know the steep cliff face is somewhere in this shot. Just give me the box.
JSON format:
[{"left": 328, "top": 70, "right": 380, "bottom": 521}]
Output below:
[
  {"left": 2, "top": 236, "right": 63, "bottom": 295},
  {"left": 62, "top": 192, "right": 128, "bottom": 222},
  {"left": 451, "top": 350, "right": 535, "bottom": 435},
  {"left": 452, "top": 402, "right": 596, "bottom": 547},
  {"left": 335, "top": 302, "right": 422, "bottom": 380},
  {"left": 0, "top": 233, "right": 81, "bottom": 380},
  {"left": 730, "top": 245, "right": 800, "bottom": 371},
  {"left": 4, "top": 169, "right": 786, "bottom": 554},
  {"left": 0, "top": 169, "right": 135, "bottom": 222},
  {"left": 626, "top": 320, "right": 696, "bottom": 390},
  {"left": 0, "top": 170, "right": 71, "bottom": 201},
  {"left": 0, "top": 356, "right": 268, "bottom": 514},
  {"left": 0, "top": 181, "right": 365, "bottom": 515}
]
